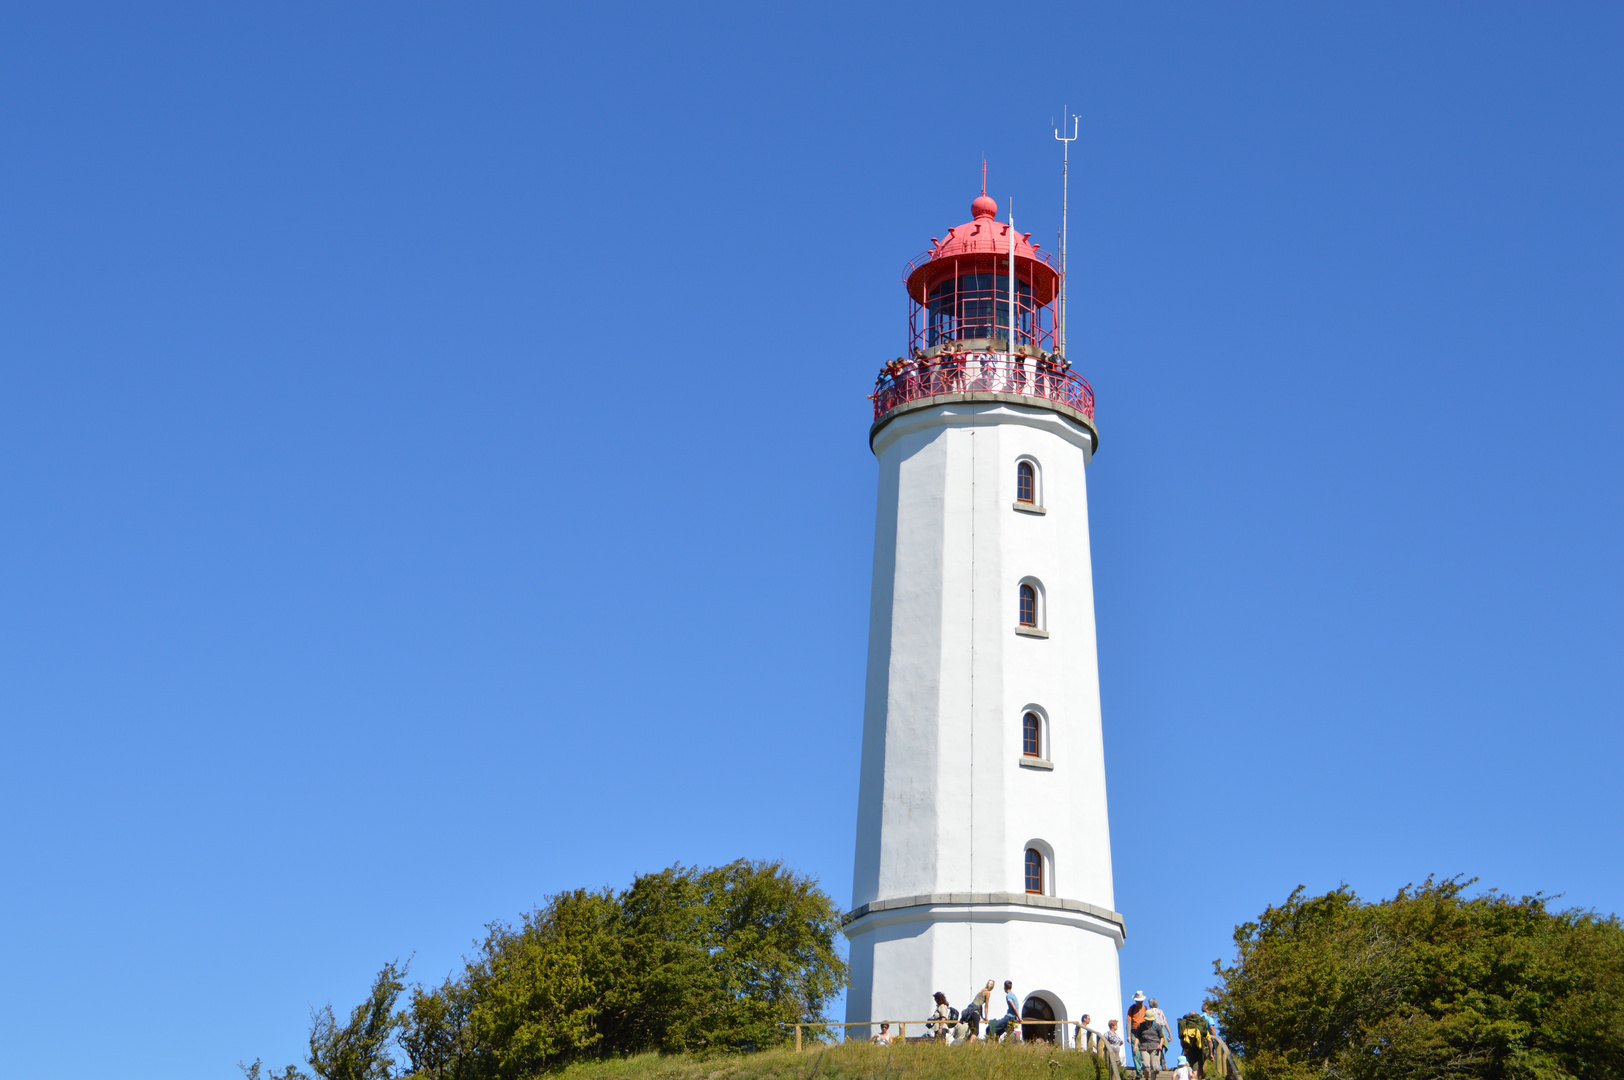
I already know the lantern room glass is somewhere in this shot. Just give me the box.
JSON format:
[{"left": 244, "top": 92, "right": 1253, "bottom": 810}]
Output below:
[{"left": 927, "top": 271, "right": 1037, "bottom": 347}]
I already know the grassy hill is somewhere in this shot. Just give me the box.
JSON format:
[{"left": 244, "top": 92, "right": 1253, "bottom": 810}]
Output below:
[{"left": 548, "top": 1041, "right": 1117, "bottom": 1080}]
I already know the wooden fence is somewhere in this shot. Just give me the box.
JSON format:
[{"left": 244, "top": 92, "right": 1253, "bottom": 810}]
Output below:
[{"left": 785, "top": 1019, "right": 1113, "bottom": 1055}]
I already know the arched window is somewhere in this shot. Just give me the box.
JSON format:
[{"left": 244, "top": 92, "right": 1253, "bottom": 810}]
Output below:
[
  {"left": 1024, "top": 848, "right": 1044, "bottom": 894},
  {"left": 1019, "top": 584, "right": 1037, "bottom": 627},
  {"left": 1016, "top": 461, "right": 1035, "bottom": 503},
  {"left": 1022, "top": 712, "right": 1041, "bottom": 757}
]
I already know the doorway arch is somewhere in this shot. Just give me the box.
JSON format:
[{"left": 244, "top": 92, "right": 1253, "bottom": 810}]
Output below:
[{"left": 1021, "top": 991, "right": 1062, "bottom": 1044}]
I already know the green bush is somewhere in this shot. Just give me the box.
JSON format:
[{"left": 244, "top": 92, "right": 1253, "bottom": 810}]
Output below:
[
  {"left": 246, "top": 860, "right": 846, "bottom": 1080},
  {"left": 1210, "top": 877, "right": 1624, "bottom": 1080}
]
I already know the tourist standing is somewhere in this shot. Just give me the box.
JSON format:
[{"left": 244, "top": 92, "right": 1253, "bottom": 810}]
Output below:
[
  {"left": 1105, "top": 1019, "right": 1125, "bottom": 1065},
  {"left": 927, "top": 991, "right": 955, "bottom": 1041}
]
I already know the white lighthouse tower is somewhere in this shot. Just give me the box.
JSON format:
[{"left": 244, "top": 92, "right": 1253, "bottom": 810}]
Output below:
[{"left": 845, "top": 184, "right": 1123, "bottom": 1043}]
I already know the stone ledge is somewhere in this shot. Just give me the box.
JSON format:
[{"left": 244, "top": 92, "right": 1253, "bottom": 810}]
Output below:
[
  {"left": 870, "top": 392, "right": 1100, "bottom": 453},
  {"left": 844, "top": 892, "right": 1126, "bottom": 936}
]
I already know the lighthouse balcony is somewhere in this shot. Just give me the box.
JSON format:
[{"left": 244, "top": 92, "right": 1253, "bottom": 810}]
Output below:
[{"left": 869, "top": 351, "right": 1096, "bottom": 425}]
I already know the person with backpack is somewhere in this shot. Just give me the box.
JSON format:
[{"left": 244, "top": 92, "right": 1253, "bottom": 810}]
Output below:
[
  {"left": 958, "top": 996, "right": 981, "bottom": 1043},
  {"left": 927, "top": 991, "right": 958, "bottom": 1042},
  {"left": 1134, "top": 1008, "right": 1165, "bottom": 1075},
  {"left": 1126, "top": 991, "right": 1147, "bottom": 1037},
  {"left": 961, "top": 981, "right": 993, "bottom": 1042},
  {"left": 1177, "top": 1012, "right": 1211, "bottom": 1077}
]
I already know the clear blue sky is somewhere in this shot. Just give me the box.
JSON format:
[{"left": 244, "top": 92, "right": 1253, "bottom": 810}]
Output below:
[{"left": 1, "top": 3, "right": 1619, "bottom": 1076}]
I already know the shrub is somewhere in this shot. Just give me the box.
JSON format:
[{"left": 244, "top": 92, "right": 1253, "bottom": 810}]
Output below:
[{"left": 1211, "top": 877, "right": 1624, "bottom": 1080}]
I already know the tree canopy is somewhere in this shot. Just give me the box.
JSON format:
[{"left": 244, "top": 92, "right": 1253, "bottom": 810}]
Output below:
[
  {"left": 245, "top": 860, "right": 846, "bottom": 1080},
  {"left": 1210, "top": 878, "right": 1624, "bottom": 1080}
]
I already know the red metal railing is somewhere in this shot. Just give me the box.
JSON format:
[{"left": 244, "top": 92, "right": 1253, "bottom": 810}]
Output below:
[{"left": 870, "top": 353, "right": 1095, "bottom": 423}]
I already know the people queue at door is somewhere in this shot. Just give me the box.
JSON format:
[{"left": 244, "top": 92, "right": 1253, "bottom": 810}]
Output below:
[{"left": 880, "top": 980, "right": 1238, "bottom": 1076}]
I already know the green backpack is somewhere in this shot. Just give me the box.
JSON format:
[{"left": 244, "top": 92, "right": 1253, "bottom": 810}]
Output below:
[{"left": 1178, "top": 1013, "right": 1211, "bottom": 1060}]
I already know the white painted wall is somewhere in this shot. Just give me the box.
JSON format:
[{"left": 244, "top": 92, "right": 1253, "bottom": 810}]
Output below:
[
  {"left": 848, "top": 905, "right": 1123, "bottom": 1044},
  {"left": 848, "top": 399, "right": 1121, "bottom": 1038}
]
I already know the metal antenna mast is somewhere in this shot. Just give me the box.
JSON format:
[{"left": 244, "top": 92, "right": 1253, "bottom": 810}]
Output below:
[{"left": 1054, "top": 111, "right": 1079, "bottom": 358}]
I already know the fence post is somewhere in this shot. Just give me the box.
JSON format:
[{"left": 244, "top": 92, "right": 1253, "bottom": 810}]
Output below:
[
  {"left": 794, "top": 1024, "right": 801, "bottom": 1053},
  {"left": 898, "top": 1022, "right": 905, "bottom": 1040}
]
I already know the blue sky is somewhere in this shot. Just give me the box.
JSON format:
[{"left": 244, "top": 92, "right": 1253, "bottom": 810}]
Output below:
[{"left": 1, "top": 3, "right": 1620, "bottom": 1076}]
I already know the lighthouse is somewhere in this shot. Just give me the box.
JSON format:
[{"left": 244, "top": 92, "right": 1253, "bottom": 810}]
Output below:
[{"left": 845, "top": 184, "right": 1123, "bottom": 1043}]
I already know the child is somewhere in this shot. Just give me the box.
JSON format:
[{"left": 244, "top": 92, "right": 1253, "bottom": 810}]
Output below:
[{"left": 1173, "top": 1054, "right": 1193, "bottom": 1080}]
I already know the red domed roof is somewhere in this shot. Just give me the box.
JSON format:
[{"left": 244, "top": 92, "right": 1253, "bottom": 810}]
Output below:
[{"left": 907, "top": 191, "right": 1059, "bottom": 305}]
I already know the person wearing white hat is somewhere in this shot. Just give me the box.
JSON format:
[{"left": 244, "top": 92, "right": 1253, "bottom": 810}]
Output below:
[
  {"left": 1132, "top": 992, "right": 1166, "bottom": 1075},
  {"left": 1126, "top": 992, "right": 1147, "bottom": 1072}
]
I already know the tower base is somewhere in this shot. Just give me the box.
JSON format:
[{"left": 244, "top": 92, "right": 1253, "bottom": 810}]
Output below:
[{"left": 843, "top": 897, "right": 1123, "bottom": 1046}]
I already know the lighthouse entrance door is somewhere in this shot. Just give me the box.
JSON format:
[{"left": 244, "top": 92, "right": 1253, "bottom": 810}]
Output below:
[{"left": 1021, "top": 994, "right": 1058, "bottom": 1043}]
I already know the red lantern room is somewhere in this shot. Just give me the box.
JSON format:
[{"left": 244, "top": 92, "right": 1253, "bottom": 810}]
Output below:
[
  {"left": 871, "top": 187, "right": 1095, "bottom": 434},
  {"left": 906, "top": 191, "right": 1060, "bottom": 355}
]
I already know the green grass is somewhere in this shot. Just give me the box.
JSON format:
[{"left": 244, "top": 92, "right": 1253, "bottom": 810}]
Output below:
[{"left": 548, "top": 1040, "right": 1117, "bottom": 1080}]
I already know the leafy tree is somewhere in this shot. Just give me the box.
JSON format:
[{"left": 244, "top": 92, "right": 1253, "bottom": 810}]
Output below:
[
  {"left": 1211, "top": 878, "right": 1624, "bottom": 1080},
  {"left": 462, "top": 888, "right": 627, "bottom": 1077},
  {"left": 242, "top": 963, "right": 406, "bottom": 1080},
  {"left": 389, "top": 859, "right": 846, "bottom": 1077},
  {"left": 690, "top": 859, "right": 846, "bottom": 1048},
  {"left": 603, "top": 860, "right": 846, "bottom": 1053},
  {"left": 398, "top": 975, "right": 477, "bottom": 1080},
  {"left": 309, "top": 962, "right": 407, "bottom": 1080}
]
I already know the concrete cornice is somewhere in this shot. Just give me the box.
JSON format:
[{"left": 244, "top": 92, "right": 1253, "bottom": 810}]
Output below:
[
  {"left": 870, "top": 392, "right": 1099, "bottom": 455},
  {"left": 843, "top": 892, "right": 1126, "bottom": 939}
]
